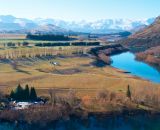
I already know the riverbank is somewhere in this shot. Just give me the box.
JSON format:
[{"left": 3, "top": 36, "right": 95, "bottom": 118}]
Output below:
[
  {"left": 135, "top": 46, "right": 160, "bottom": 70},
  {"left": 2, "top": 111, "right": 160, "bottom": 130},
  {"left": 90, "top": 43, "right": 129, "bottom": 66}
]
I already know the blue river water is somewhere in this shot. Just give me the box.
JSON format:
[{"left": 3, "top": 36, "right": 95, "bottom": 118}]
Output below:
[
  {"left": 111, "top": 52, "right": 160, "bottom": 83},
  {"left": 0, "top": 114, "right": 160, "bottom": 130}
]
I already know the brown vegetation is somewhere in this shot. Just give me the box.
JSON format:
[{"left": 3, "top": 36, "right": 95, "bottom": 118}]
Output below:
[
  {"left": 98, "top": 53, "right": 112, "bottom": 65},
  {"left": 1, "top": 82, "right": 160, "bottom": 127},
  {"left": 0, "top": 105, "right": 69, "bottom": 126},
  {"left": 136, "top": 46, "right": 160, "bottom": 67},
  {"left": 132, "top": 85, "right": 160, "bottom": 109}
]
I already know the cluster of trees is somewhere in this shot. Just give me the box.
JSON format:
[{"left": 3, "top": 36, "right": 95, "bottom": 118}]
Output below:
[
  {"left": 35, "top": 42, "right": 100, "bottom": 47},
  {"left": 35, "top": 42, "right": 70, "bottom": 47},
  {"left": 90, "top": 44, "right": 128, "bottom": 57},
  {"left": 5, "top": 42, "right": 16, "bottom": 47},
  {"left": 27, "top": 34, "right": 70, "bottom": 41},
  {"left": 0, "top": 47, "right": 86, "bottom": 59},
  {"left": 72, "top": 42, "right": 100, "bottom": 46},
  {"left": 4, "top": 42, "right": 29, "bottom": 47},
  {"left": 10, "top": 84, "right": 37, "bottom": 101}
]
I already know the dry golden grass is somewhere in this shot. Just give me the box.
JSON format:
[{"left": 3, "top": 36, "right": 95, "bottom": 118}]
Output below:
[{"left": 0, "top": 55, "right": 159, "bottom": 98}]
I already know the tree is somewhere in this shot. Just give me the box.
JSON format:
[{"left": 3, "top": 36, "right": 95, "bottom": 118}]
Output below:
[
  {"left": 15, "top": 84, "right": 24, "bottom": 101},
  {"left": 30, "top": 87, "right": 37, "bottom": 101},
  {"left": 24, "top": 84, "right": 30, "bottom": 100},
  {"left": 67, "top": 89, "right": 78, "bottom": 106},
  {"left": 48, "top": 89, "right": 56, "bottom": 107},
  {"left": 10, "top": 90, "right": 15, "bottom": 99},
  {"left": 127, "top": 85, "right": 131, "bottom": 100},
  {"left": 110, "top": 92, "right": 116, "bottom": 101}
]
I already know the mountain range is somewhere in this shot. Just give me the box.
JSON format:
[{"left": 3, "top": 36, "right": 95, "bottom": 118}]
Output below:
[{"left": 0, "top": 15, "right": 155, "bottom": 34}]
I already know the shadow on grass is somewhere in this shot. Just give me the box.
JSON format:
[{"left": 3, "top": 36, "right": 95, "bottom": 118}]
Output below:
[
  {"left": 91, "top": 59, "right": 107, "bottom": 67},
  {"left": 15, "top": 69, "right": 31, "bottom": 75}
]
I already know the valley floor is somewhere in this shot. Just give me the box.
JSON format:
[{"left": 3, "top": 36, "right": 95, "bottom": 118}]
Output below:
[{"left": 0, "top": 55, "right": 159, "bottom": 98}]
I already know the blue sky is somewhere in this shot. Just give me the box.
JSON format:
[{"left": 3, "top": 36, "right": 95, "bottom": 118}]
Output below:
[{"left": 0, "top": 0, "right": 160, "bottom": 21}]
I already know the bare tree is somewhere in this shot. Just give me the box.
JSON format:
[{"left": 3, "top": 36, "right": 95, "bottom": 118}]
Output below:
[
  {"left": 48, "top": 89, "right": 56, "bottom": 107},
  {"left": 67, "top": 89, "right": 78, "bottom": 107}
]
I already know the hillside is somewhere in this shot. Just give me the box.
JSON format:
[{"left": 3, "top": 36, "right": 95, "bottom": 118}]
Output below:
[
  {"left": 119, "top": 16, "right": 160, "bottom": 51},
  {"left": 130, "top": 16, "right": 160, "bottom": 39},
  {"left": 119, "top": 16, "right": 160, "bottom": 68}
]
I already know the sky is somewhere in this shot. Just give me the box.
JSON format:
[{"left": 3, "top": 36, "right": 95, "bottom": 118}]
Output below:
[{"left": 0, "top": 0, "right": 160, "bottom": 21}]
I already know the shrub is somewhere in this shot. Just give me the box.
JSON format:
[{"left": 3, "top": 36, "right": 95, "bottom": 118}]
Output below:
[{"left": 126, "top": 85, "right": 131, "bottom": 100}]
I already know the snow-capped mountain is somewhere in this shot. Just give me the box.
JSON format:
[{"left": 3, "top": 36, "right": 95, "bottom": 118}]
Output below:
[
  {"left": 0, "top": 15, "right": 155, "bottom": 34},
  {"left": 0, "top": 15, "right": 68, "bottom": 34},
  {"left": 0, "top": 15, "right": 37, "bottom": 31},
  {"left": 36, "top": 18, "right": 154, "bottom": 33}
]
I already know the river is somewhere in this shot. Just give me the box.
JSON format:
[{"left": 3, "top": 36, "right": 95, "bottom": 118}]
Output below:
[
  {"left": 111, "top": 52, "right": 160, "bottom": 83},
  {"left": 0, "top": 114, "right": 160, "bottom": 130}
]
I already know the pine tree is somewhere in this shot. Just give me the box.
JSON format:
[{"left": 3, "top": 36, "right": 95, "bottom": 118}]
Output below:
[
  {"left": 10, "top": 90, "right": 15, "bottom": 99},
  {"left": 24, "top": 84, "right": 30, "bottom": 100},
  {"left": 15, "top": 84, "right": 24, "bottom": 101},
  {"left": 30, "top": 87, "right": 37, "bottom": 101},
  {"left": 127, "top": 85, "right": 131, "bottom": 100}
]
